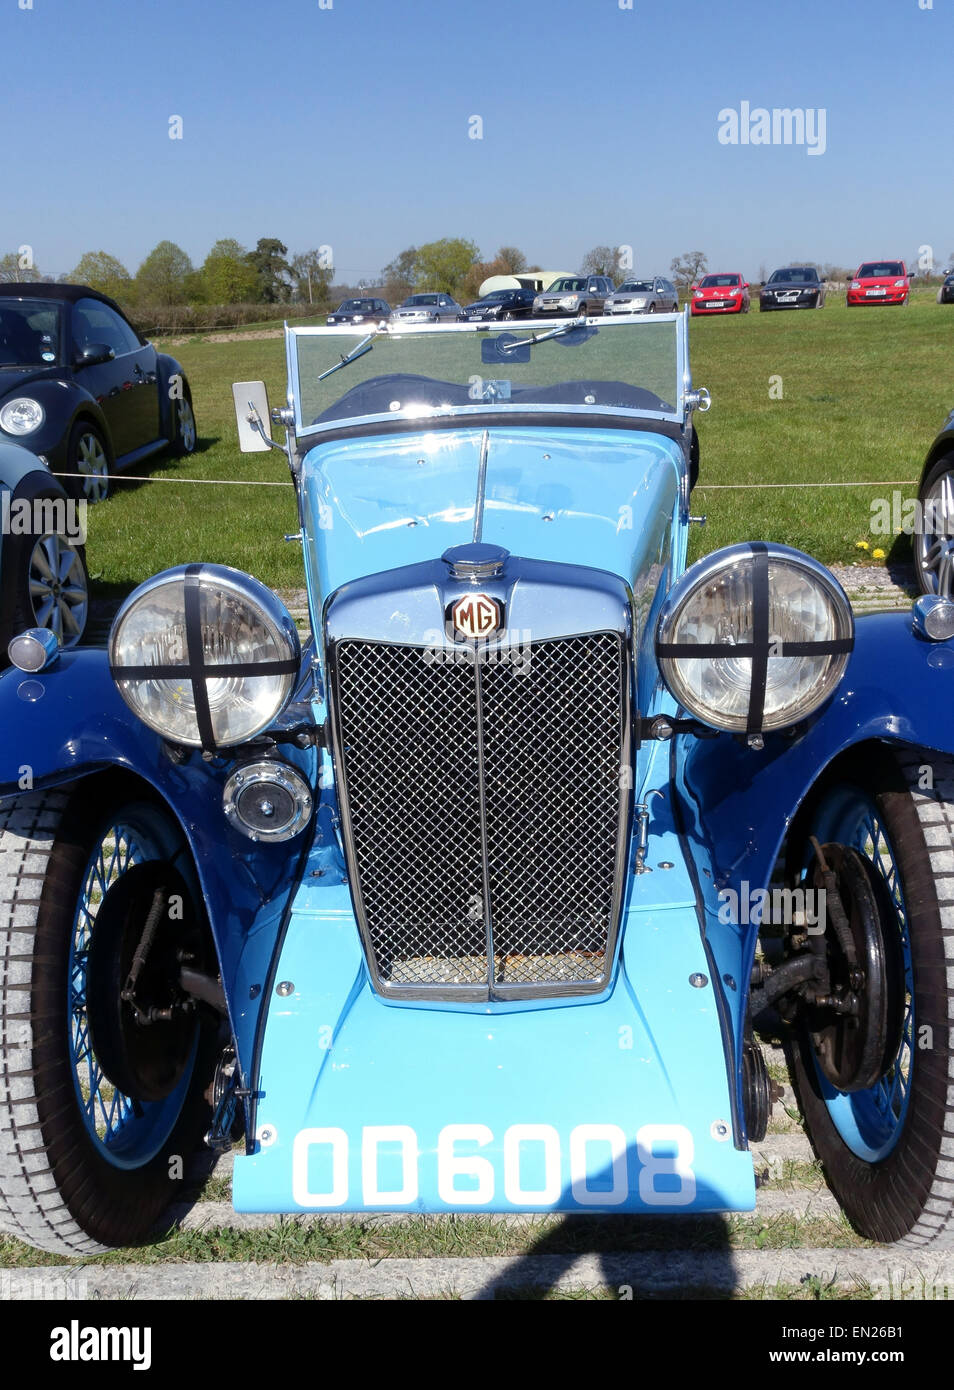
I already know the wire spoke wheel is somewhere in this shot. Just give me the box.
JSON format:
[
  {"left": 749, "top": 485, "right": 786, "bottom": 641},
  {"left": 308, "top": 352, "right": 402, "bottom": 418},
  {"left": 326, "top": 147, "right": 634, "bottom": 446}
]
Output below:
[
  {"left": 804, "top": 790, "right": 913, "bottom": 1161},
  {"left": 68, "top": 816, "right": 197, "bottom": 1167},
  {"left": 787, "top": 745, "right": 954, "bottom": 1245},
  {"left": 0, "top": 787, "right": 216, "bottom": 1253}
]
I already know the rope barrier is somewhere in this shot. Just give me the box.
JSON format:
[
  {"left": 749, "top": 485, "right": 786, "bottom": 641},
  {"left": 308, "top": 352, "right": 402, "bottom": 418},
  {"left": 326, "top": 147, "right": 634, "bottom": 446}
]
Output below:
[
  {"left": 49, "top": 473, "right": 292, "bottom": 487},
  {"left": 695, "top": 480, "right": 917, "bottom": 491}
]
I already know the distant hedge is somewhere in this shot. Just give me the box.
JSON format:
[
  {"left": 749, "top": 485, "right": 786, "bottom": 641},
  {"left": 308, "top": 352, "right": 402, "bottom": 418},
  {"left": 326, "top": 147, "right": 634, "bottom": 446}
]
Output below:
[{"left": 130, "top": 301, "right": 330, "bottom": 335}]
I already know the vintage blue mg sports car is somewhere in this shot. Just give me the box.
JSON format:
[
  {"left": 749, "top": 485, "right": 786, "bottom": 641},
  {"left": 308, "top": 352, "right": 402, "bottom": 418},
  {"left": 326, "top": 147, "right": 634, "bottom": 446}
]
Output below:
[{"left": 2, "top": 312, "right": 954, "bottom": 1255}]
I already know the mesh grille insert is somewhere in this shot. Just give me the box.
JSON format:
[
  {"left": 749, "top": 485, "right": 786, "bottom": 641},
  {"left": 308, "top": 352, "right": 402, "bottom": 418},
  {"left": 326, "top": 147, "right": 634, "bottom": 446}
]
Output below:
[{"left": 333, "top": 632, "right": 626, "bottom": 995}]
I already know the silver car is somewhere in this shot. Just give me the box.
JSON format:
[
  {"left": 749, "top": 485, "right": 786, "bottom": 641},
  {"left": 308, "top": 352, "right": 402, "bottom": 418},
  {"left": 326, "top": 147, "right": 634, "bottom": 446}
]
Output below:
[
  {"left": 603, "top": 277, "right": 679, "bottom": 315},
  {"left": 391, "top": 293, "right": 464, "bottom": 325},
  {"left": 532, "top": 275, "right": 615, "bottom": 317}
]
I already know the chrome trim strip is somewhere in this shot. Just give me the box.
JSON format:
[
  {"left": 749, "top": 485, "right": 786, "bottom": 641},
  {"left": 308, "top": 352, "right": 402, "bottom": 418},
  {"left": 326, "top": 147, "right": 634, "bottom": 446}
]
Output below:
[{"left": 473, "top": 429, "right": 490, "bottom": 542}]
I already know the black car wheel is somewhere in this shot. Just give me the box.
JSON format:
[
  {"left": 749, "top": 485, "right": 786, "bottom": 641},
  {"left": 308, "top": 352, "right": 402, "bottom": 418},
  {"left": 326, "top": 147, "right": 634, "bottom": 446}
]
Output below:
[
  {"left": 786, "top": 746, "right": 954, "bottom": 1246},
  {"left": 501, "top": 310, "right": 514, "bottom": 321},
  {"left": 172, "top": 389, "right": 197, "bottom": 457},
  {"left": 914, "top": 455, "right": 954, "bottom": 597},
  {"left": 66, "top": 421, "right": 111, "bottom": 505},
  {"left": 12, "top": 528, "right": 89, "bottom": 648},
  {"left": 0, "top": 784, "right": 218, "bottom": 1253}
]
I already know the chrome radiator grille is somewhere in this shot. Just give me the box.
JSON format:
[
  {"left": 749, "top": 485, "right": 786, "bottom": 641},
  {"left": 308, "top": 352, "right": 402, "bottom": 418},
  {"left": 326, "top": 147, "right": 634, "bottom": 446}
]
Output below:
[{"left": 331, "top": 632, "right": 628, "bottom": 998}]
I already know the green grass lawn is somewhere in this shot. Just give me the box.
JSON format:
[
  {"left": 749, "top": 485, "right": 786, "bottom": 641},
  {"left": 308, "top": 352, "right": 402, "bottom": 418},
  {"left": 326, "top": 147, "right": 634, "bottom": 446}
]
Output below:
[
  {"left": 84, "top": 291, "right": 952, "bottom": 598},
  {"left": 687, "top": 287, "right": 949, "bottom": 564}
]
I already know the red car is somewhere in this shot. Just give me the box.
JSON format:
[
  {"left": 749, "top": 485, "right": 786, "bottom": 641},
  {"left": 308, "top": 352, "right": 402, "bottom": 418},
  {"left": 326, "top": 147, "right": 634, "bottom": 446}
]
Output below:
[
  {"left": 846, "top": 260, "right": 910, "bottom": 307},
  {"left": 690, "top": 272, "right": 750, "bottom": 315}
]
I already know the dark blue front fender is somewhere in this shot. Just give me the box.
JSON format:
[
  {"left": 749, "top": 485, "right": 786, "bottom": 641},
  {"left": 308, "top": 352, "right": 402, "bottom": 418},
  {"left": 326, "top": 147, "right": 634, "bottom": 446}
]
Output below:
[
  {"left": 0, "top": 648, "right": 319, "bottom": 1082},
  {"left": 677, "top": 610, "right": 954, "bottom": 898}
]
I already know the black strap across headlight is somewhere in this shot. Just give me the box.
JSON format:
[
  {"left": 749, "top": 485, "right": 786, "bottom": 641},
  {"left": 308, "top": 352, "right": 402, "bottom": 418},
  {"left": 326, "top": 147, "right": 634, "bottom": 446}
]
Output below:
[
  {"left": 655, "top": 543, "right": 854, "bottom": 735},
  {"left": 109, "top": 565, "right": 300, "bottom": 752}
]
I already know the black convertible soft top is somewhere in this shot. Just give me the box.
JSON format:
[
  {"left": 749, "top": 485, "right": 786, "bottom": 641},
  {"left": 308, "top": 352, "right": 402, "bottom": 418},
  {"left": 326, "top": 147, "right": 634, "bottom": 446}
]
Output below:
[{"left": 0, "top": 282, "right": 128, "bottom": 317}]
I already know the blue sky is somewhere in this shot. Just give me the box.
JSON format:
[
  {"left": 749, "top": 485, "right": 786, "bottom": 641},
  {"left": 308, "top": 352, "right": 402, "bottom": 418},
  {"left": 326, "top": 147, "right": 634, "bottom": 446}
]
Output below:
[{"left": 1, "top": 0, "right": 949, "bottom": 282}]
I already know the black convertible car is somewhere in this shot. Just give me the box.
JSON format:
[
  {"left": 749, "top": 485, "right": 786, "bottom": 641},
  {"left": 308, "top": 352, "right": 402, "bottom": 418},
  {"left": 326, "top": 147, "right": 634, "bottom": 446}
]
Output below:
[
  {"left": 0, "top": 283, "right": 196, "bottom": 503},
  {"left": 461, "top": 287, "right": 537, "bottom": 321}
]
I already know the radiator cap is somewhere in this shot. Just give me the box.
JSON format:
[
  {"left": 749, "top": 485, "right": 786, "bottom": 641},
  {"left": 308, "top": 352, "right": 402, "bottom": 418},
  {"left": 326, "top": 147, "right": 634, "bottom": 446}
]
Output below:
[{"left": 441, "top": 543, "right": 509, "bottom": 580}]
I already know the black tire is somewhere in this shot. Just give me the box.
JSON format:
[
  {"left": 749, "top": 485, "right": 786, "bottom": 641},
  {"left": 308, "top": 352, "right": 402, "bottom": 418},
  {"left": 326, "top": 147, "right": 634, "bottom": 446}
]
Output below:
[
  {"left": 171, "top": 386, "right": 197, "bottom": 458},
  {"left": 914, "top": 454, "right": 954, "bottom": 597},
  {"left": 0, "top": 783, "right": 217, "bottom": 1253},
  {"left": 786, "top": 745, "right": 954, "bottom": 1246},
  {"left": 65, "top": 421, "right": 111, "bottom": 505},
  {"left": 501, "top": 310, "right": 514, "bottom": 321}
]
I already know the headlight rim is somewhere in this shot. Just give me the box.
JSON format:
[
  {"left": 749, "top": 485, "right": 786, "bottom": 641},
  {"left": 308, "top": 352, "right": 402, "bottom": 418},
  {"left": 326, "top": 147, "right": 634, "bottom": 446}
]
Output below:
[
  {"left": 655, "top": 542, "right": 854, "bottom": 735},
  {"left": 0, "top": 396, "right": 45, "bottom": 436},
  {"left": 108, "top": 562, "right": 302, "bottom": 751}
]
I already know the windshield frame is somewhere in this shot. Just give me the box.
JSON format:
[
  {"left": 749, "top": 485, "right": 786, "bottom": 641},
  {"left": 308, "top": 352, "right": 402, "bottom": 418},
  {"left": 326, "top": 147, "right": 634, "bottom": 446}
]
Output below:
[{"left": 284, "top": 313, "right": 691, "bottom": 440}]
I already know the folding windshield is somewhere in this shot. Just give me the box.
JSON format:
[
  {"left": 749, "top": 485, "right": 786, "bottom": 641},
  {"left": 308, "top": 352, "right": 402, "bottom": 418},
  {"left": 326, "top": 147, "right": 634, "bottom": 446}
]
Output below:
[{"left": 286, "top": 314, "right": 689, "bottom": 438}]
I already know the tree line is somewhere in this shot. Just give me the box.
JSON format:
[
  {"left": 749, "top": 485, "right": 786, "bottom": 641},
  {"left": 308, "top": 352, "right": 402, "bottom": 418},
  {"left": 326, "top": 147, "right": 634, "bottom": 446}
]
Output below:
[
  {"left": 0, "top": 238, "right": 659, "bottom": 319},
  {"left": 5, "top": 239, "right": 943, "bottom": 326}
]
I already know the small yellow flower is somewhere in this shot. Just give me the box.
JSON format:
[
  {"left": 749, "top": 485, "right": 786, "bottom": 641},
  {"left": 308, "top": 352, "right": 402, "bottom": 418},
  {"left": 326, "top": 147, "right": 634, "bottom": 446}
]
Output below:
[
  {"left": 855, "top": 540, "right": 870, "bottom": 551},
  {"left": 872, "top": 547, "right": 885, "bottom": 559}
]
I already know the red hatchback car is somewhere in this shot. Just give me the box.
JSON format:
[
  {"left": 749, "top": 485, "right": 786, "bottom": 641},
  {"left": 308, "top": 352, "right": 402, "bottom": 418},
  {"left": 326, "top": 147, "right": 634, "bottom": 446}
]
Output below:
[
  {"left": 847, "top": 260, "right": 910, "bottom": 307},
  {"left": 690, "top": 272, "right": 750, "bottom": 315}
]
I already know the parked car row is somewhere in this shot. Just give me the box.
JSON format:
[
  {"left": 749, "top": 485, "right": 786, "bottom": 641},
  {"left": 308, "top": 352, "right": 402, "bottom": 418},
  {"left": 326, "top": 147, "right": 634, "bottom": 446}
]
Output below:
[
  {"left": 338, "top": 259, "right": 941, "bottom": 330},
  {"left": 334, "top": 275, "right": 682, "bottom": 328},
  {"left": 691, "top": 262, "right": 916, "bottom": 316}
]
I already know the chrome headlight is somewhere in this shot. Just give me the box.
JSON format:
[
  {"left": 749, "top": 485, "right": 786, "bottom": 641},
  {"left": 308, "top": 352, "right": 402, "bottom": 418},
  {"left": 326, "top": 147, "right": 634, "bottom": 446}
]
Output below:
[
  {"left": 0, "top": 397, "right": 45, "bottom": 435},
  {"left": 655, "top": 543, "right": 854, "bottom": 734},
  {"left": 109, "top": 564, "right": 301, "bottom": 748}
]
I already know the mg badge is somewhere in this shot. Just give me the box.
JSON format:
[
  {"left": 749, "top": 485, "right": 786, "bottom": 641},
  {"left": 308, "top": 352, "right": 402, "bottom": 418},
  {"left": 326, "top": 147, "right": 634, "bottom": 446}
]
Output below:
[{"left": 451, "top": 592, "right": 502, "bottom": 640}]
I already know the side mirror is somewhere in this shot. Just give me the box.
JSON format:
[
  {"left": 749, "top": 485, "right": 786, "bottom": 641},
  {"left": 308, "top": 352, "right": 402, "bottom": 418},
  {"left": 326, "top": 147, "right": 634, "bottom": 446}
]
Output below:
[
  {"left": 232, "top": 380, "right": 273, "bottom": 453},
  {"left": 690, "top": 284, "right": 698, "bottom": 292},
  {"left": 743, "top": 282, "right": 750, "bottom": 289},
  {"left": 76, "top": 343, "right": 115, "bottom": 368}
]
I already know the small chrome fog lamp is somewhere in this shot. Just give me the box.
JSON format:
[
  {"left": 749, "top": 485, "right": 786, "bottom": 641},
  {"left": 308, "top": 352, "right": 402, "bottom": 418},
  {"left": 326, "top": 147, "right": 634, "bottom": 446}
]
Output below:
[
  {"left": 912, "top": 594, "right": 954, "bottom": 642},
  {"left": 7, "top": 627, "right": 59, "bottom": 673},
  {"left": 223, "top": 761, "right": 313, "bottom": 842}
]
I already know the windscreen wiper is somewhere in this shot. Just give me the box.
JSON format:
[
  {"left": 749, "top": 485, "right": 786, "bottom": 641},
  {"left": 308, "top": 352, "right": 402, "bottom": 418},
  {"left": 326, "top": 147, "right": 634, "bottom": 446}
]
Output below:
[
  {"left": 317, "top": 334, "right": 374, "bottom": 381},
  {"left": 498, "top": 324, "right": 573, "bottom": 354}
]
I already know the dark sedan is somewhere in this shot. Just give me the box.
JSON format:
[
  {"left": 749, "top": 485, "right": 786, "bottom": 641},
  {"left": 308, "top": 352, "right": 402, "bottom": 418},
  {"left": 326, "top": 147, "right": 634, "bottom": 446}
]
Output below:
[
  {"left": 461, "top": 288, "right": 537, "bottom": 321},
  {"left": 938, "top": 274, "right": 954, "bottom": 305},
  {"left": 759, "top": 267, "right": 826, "bottom": 311},
  {"left": 327, "top": 297, "right": 392, "bottom": 326},
  {"left": 0, "top": 283, "right": 196, "bottom": 503}
]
